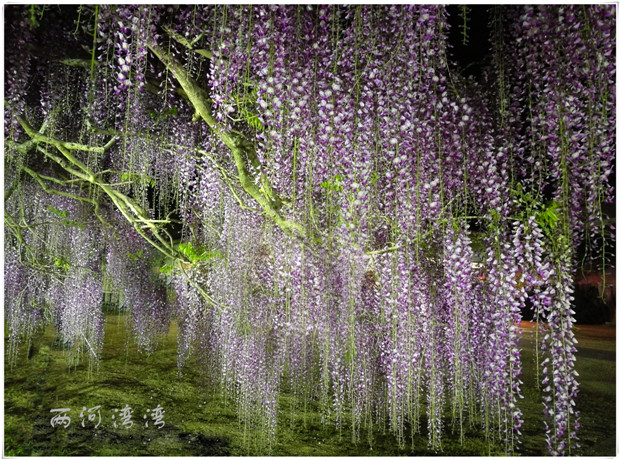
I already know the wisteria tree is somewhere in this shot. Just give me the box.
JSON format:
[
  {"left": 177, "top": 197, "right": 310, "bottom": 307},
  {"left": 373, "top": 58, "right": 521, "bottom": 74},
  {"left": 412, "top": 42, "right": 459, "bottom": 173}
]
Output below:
[{"left": 4, "top": 5, "right": 615, "bottom": 455}]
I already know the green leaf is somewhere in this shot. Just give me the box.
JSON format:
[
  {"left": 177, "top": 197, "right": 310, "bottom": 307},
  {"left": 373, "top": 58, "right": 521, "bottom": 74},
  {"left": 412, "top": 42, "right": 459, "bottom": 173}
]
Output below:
[
  {"left": 127, "top": 250, "right": 143, "bottom": 260},
  {"left": 159, "top": 263, "right": 174, "bottom": 274},
  {"left": 45, "top": 205, "right": 69, "bottom": 218},
  {"left": 178, "top": 242, "right": 204, "bottom": 263},
  {"left": 320, "top": 174, "right": 343, "bottom": 192},
  {"left": 54, "top": 257, "right": 71, "bottom": 270},
  {"left": 537, "top": 201, "right": 560, "bottom": 236},
  {"left": 177, "top": 242, "right": 221, "bottom": 264},
  {"left": 121, "top": 172, "right": 155, "bottom": 187},
  {"left": 239, "top": 106, "right": 264, "bottom": 131},
  {"left": 490, "top": 209, "right": 500, "bottom": 223},
  {"left": 177, "top": 242, "right": 195, "bottom": 257}
]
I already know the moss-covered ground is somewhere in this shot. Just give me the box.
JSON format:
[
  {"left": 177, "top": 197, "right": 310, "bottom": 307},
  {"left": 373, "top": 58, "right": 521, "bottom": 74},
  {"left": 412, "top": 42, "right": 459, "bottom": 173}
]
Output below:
[{"left": 4, "top": 315, "right": 615, "bottom": 456}]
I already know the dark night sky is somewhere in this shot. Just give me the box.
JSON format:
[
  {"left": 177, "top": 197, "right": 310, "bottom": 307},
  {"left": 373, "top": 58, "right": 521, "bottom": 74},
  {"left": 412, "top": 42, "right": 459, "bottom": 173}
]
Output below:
[{"left": 446, "top": 5, "right": 492, "bottom": 79}]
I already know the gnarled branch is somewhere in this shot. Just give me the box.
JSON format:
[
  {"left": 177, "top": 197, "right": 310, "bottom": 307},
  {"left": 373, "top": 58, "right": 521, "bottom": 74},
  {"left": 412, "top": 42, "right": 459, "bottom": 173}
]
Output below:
[
  {"left": 148, "top": 41, "right": 311, "bottom": 242},
  {"left": 17, "top": 116, "right": 182, "bottom": 261}
]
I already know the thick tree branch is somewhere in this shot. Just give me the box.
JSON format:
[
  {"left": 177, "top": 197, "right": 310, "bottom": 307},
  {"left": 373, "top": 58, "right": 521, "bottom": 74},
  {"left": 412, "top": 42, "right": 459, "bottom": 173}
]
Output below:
[
  {"left": 18, "top": 117, "right": 110, "bottom": 155},
  {"left": 23, "top": 167, "right": 98, "bottom": 207},
  {"left": 148, "top": 41, "right": 311, "bottom": 241},
  {"left": 164, "top": 27, "right": 216, "bottom": 59},
  {"left": 17, "top": 116, "right": 182, "bottom": 261}
]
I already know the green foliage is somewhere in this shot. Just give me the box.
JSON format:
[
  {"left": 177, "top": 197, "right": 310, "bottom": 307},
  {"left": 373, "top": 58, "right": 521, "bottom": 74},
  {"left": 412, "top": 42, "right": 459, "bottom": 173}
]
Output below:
[
  {"left": 28, "top": 5, "right": 45, "bottom": 29},
  {"left": 536, "top": 201, "right": 560, "bottom": 237},
  {"left": 238, "top": 105, "right": 264, "bottom": 131},
  {"left": 126, "top": 250, "right": 143, "bottom": 261},
  {"left": 177, "top": 242, "right": 201, "bottom": 262},
  {"left": 512, "top": 183, "right": 537, "bottom": 214},
  {"left": 120, "top": 172, "right": 155, "bottom": 187},
  {"left": 320, "top": 174, "right": 343, "bottom": 192},
  {"left": 512, "top": 183, "right": 561, "bottom": 238},
  {"left": 45, "top": 205, "right": 69, "bottom": 219},
  {"left": 159, "top": 242, "right": 222, "bottom": 273},
  {"left": 45, "top": 205, "right": 84, "bottom": 228},
  {"left": 159, "top": 263, "right": 175, "bottom": 275},
  {"left": 179, "top": 242, "right": 221, "bottom": 263},
  {"left": 54, "top": 257, "right": 71, "bottom": 271},
  {"left": 234, "top": 87, "right": 264, "bottom": 131}
]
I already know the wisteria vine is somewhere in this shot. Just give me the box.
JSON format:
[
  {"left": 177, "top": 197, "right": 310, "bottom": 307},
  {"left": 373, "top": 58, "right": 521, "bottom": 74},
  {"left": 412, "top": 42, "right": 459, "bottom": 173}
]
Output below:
[{"left": 4, "top": 5, "right": 615, "bottom": 456}]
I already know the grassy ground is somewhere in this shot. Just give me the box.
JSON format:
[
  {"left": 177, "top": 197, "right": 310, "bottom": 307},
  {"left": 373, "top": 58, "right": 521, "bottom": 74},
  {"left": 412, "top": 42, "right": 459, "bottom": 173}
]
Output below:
[{"left": 4, "top": 315, "right": 616, "bottom": 456}]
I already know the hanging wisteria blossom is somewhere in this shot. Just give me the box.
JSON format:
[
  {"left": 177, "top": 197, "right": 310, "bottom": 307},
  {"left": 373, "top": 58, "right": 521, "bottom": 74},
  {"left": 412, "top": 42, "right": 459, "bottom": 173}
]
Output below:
[{"left": 4, "top": 4, "right": 615, "bottom": 456}]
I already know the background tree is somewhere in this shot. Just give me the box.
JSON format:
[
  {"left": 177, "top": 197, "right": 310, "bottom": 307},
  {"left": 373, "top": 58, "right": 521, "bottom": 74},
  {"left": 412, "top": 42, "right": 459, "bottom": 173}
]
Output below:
[{"left": 4, "top": 5, "right": 615, "bottom": 455}]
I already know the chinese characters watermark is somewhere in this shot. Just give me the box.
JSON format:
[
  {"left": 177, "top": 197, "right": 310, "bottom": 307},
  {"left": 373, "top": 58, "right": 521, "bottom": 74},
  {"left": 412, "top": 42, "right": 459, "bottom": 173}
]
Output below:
[
  {"left": 80, "top": 406, "right": 101, "bottom": 428},
  {"left": 112, "top": 404, "right": 134, "bottom": 429},
  {"left": 144, "top": 404, "right": 165, "bottom": 429},
  {"left": 50, "top": 405, "right": 165, "bottom": 430},
  {"left": 50, "top": 408, "right": 71, "bottom": 428}
]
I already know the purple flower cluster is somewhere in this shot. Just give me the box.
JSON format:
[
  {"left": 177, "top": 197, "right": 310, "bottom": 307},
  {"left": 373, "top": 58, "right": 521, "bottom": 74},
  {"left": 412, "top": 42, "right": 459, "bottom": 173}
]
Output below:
[
  {"left": 496, "top": 5, "right": 615, "bottom": 453},
  {"left": 5, "top": 246, "right": 44, "bottom": 366},
  {"left": 105, "top": 226, "right": 171, "bottom": 353},
  {"left": 4, "top": 4, "right": 615, "bottom": 455},
  {"left": 98, "top": 6, "right": 151, "bottom": 94},
  {"left": 529, "top": 246, "right": 580, "bottom": 456},
  {"left": 5, "top": 183, "right": 106, "bottom": 368},
  {"left": 4, "top": 7, "right": 33, "bottom": 139},
  {"left": 507, "top": 6, "right": 615, "bottom": 252},
  {"left": 481, "top": 228, "right": 526, "bottom": 453}
]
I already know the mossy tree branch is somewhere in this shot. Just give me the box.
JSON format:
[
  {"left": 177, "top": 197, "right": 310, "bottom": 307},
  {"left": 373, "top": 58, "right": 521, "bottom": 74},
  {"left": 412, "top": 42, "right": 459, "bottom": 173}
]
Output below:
[
  {"left": 16, "top": 116, "right": 182, "bottom": 261},
  {"left": 148, "top": 41, "right": 312, "bottom": 242}
]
